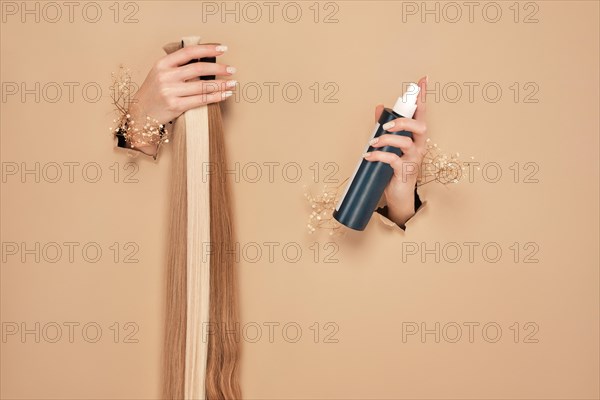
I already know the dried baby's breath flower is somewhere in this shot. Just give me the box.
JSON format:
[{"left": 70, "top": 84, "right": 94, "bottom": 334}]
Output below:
[
  {"left": 109, "top": 65, "right": 170, "bottom": 149},
  {"left": 303, "top": 179, "right": 347, "bottom": 236},
  {"left": 419, "top": 139, "right": 471, "bottom": 186},
  {"left": 304, "top": 141, "right": 473, "bottom": 234}
]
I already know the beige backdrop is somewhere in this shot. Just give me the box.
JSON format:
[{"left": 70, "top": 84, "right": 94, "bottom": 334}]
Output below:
[{"left": 1, "top": 1, "right": 598, "bottom": 399}]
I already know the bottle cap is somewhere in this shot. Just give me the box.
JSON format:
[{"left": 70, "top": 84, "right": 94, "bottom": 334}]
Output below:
[{"left": 392, "top": 83, "right": 420, "bottom": 118}]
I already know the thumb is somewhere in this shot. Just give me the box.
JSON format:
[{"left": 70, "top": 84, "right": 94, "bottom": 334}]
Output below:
[
  {"left": 414, "top": 76, "right": 427, "bottom": 122},
  {"left": 374, "top": 104, "right": 384, "bottom": 122}
]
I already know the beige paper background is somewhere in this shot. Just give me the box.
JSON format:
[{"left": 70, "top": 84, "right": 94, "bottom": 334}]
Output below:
[{"left": 1, "top": 1, "right": 598, "bottom": 399}]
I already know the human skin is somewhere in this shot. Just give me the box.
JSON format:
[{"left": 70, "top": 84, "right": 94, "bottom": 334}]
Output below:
[
  {"left": 365, "top": 76, "right": 428, "bottom": 228},
  {"left": 127, "top": 46, "right": 426, "bottom": 229},
  {"left": 125, "top": 44, "right": 237, "bottom": 156}
]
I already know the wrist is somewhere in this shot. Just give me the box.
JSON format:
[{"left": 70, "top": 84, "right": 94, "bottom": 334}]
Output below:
[
  {"left": 385, "top": 179, "right": 418, "bottom": 228},
  {"left": 387, "top": 198, "right": 415, "bottom": 228},
  {"left": 114, "top": 106, "right": 162, "bottom": 159}
]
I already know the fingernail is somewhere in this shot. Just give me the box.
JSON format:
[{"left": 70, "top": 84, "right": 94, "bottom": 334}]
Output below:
[
  {"left": 425, "top": 75, "right": 429, "bottom": 84},
  {"left": 362, "top": 152, "right": 371, "bottom": 158},
  {"left": 369, "top": 137, "right": 379, "bottom": 145},
  {"left": 382, "top": 121, "right": 395, "bottom": 130},
  {"left": 216, "top": 45, "right": 228, "bottom": 52},
  {"left": 222, "top": 91, "right": 233, "bottom": 98},
  {"left": 226, "top": 80, "right": 237, "bottom": 88},
  {"left": 226, "top": 66, "right": 237, "bottom": 74}
]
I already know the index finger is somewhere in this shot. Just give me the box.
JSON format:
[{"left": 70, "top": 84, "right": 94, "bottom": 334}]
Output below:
[
  {"left": 413, "top": 76, "right": 427, "bottom": 122},
  {"left": 160, "top": 44, "right": 227, "bottom": 68}
]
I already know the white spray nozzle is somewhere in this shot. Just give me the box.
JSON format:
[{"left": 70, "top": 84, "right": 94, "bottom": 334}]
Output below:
[{"left": 392, "top": 82, "right": 420, "bottom": 118}]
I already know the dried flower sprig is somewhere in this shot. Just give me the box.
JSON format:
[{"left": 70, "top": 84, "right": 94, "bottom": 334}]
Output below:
[
  {"left": 303, "top": 178, "right": 348, "bottom": 236},
  {"left": 108, "top": 65, "right": 170, "bottom": 151},
  {"left": 305, "top": 141, "right": 473, "bottom": 234},
  {"left": 418, "top": 138, "right": 473, "bottom": 186},
  {"left": 109, "top": 65, "right": 134, "bottom": 116}
]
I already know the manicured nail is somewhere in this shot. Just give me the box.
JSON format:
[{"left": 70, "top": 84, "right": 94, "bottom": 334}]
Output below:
[
  {"left": 226, "top": 80, "right": 237, "bottom": 88},
  {"left": 226, "top": 66, "right": 237, "bottom": 74},
  {"left": 382, "top": 121, "right": 395, "bottom": 130},
  {"left": 216, "top": 45, "right": 228, "bottom": 52},
  {"left": 369, "top": 137, "right": 379, "bottom": 145},
  {"left": 425, "top": 75, "right": 429, "bottom": 84},
  {"left": 222, "top": 91, "right": 233, "bottom": 98},
  {"left": 362, "top": 152, "right": 371, "bottom": 158}
]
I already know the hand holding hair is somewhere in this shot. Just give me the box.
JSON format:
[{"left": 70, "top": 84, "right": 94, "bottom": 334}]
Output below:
[{"left": 126, "top": 44, "right": 237, "bottom": 156}]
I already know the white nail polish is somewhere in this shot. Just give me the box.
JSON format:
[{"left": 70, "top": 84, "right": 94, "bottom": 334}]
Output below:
[
  {"left": 216, "top": 45, "right": 228, "bottom": 52},
  {"left": 362, "top": 152, "right": 371, "bottom": 158},
  {"left": 382, "top": 121, "right": 395, "bottom": 130},
  {"left": 369, "top": 138, "right": 379, "bottom": 145},
  {"left": 226, "top": 80, "right": 237, "bottom": 88},
  {"left": 226, "top": 66, "right": 237, "bottom": 74},
  {"left": 222, "top": 91, "right": 233, "bottom": 98}
]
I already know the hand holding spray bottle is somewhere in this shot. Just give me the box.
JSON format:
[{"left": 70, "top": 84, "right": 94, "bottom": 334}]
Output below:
[{"left": 333, "top": 83, "right": 420, "bottom": 231}]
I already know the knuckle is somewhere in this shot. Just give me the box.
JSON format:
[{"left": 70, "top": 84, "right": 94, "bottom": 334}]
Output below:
[
  {"left": 193, "top": 63, "right": 205, "bottom": 75},
  {"left": 387, "top": 153, "right": 400, "bottom": 163},
  {"left": 390, "top": 156, "right": 402, "bottom": 169},
  {"left": 154, "top": 57, "right": 168, "bottom": 71},
  {"left": 182, "top": 46, "right": 195, "bottom": 60},
  {"left": 165, "top": 97, "right": 180, "bottom": 112},
  {"left": 398, "top": 119, "right": 409, "bottom": 131},
  {"left": 399, "top": 136, "right": 411, "bottom": 147},
  {"left": 156, "top": 71, "right": 170, "bottom": 85},
  {"left": 158, "top": 86, "right": 171, "bottom": 99},
  {"left": 204, "top": 82, "right": 220, "bottom": 93},
  {"left": 377, "top": 134, "right": 390, "bottom": 144},
  {"left": 203, "top": 92, "right": 220, "bottom": 104}
]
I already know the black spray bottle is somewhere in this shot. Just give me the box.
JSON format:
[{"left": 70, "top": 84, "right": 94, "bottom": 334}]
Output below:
[{"left": 333, "top": 83, "right": 420, "bottom": 231}]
